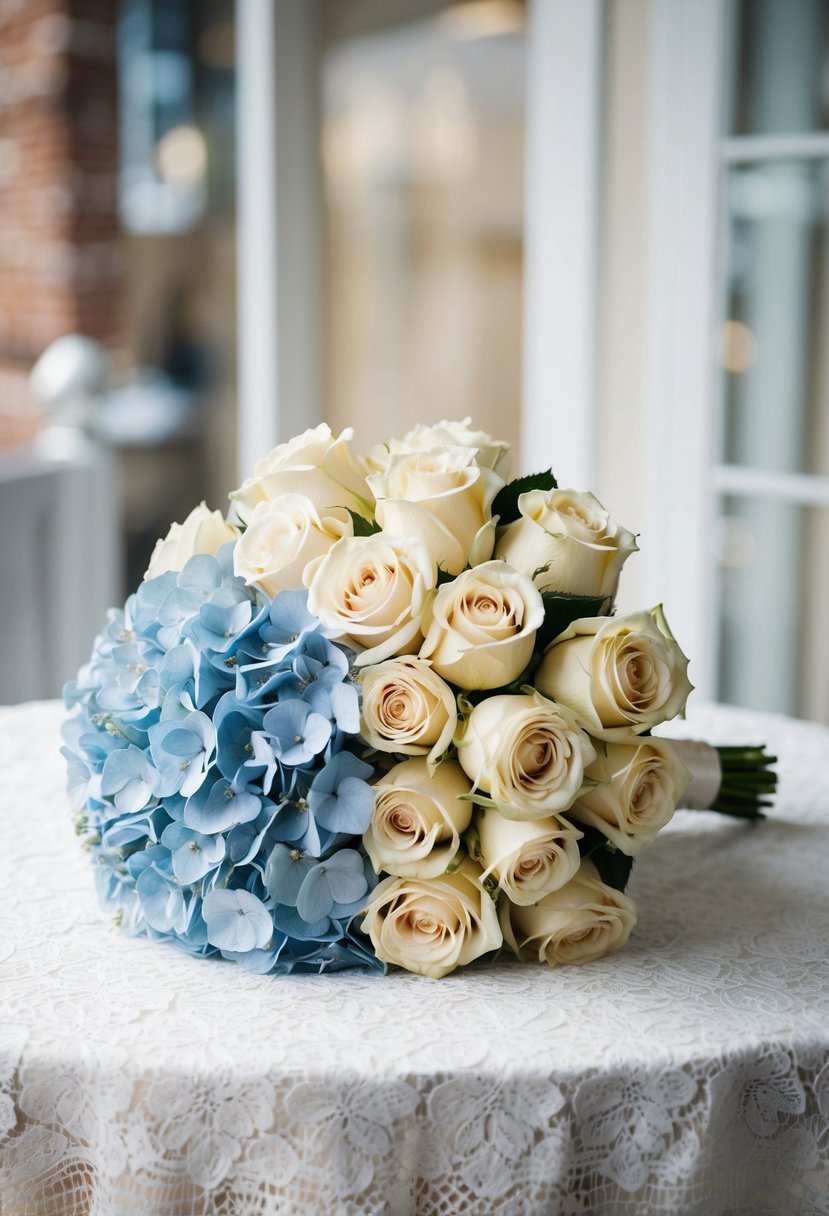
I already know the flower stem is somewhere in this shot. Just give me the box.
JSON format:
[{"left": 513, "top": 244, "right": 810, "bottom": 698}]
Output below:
[
  {"left": 670, "top": 739, "right": 777, "bottom": 820},
  {"left": 708, "top": 745, "right": 777, "bottom": 819}
]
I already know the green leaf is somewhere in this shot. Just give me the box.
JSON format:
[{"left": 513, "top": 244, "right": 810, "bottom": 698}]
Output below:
[
  {"left": 492, "top": 469, "right": 558, "bottom": 525},
  {"left": 577, "top": 826, "right": 634, "bottom": 892},
  {"left": 461, "top": 821, "right": 482, "bottom": 861},
  {"left": 457, "top": 791, "right": 499, "bottom": 809},
  {"left": 536, "top": 592, "right": 610, "bottom": 652},
  {"left": 436, "top": 566, "right": 456, "bottom": 586},
  {"left": 346, "top": 509, "right": 380, "bottom": 537}
]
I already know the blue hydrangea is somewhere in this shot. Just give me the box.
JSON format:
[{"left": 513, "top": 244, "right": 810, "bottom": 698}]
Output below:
[{"left": 63, "top": 550, "right": 384, "bottom": 976}]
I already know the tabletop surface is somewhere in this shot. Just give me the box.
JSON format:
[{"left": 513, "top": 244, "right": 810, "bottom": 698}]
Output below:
[{"left": 2, "top": 698, "right": 829, "bottom": 1215}]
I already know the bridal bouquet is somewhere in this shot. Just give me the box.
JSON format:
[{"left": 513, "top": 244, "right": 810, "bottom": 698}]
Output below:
[{"left": 63, "top": 420, "right": 775, "bottom": 978}]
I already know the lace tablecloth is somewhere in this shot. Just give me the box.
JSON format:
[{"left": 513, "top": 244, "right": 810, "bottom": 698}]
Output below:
[{"left": 1, "top": 700, "right": 829, "bottom": 1216}]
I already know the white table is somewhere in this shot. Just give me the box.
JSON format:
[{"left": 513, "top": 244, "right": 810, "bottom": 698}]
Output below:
[{"left": 2, "top": 700, "right": 828, "bottom": 1215}]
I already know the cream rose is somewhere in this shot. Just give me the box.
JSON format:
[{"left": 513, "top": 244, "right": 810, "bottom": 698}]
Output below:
[
  {"left": 457, "top": 692, "right": 596, "bottom": 819},
  {"left": 367, "top": 447, "right": 503, "bottom": 576},
  {"left": 144, "top": 503, "right": 237, "bottom": 580},
  {"left": 494, "top": 488, "right": 637, "bottom": 597},
  {"left": 363, "top": 758, "right": 473, "bottom": 878},
  {"left": 361, "top": 858, "right": 502, "bottom": 978},
  {"left": 499, "top": 860, "right": 636, "bottom": 967},
  {"left": 233, "top": 493, "right": 352, "bottom": 597},
  {"left": 304, "top": 533, "right": 436, "bottom": 665},
  {"left": 475, "top": 807, "right": 582, "bottom": 905},
  {"left": 229, "top": 423, "right": 369, "bottom": 523},
  {"left": 359, "top": 657, "right": 457, "bottom": 765},
  {"left": 570, "top": 737, "right": 691, "bottom": 854},
  {"left": 534, "top": 606, "right": 693, "bottom": 740},
  {"left": 367, "top": 417, "right": 511, "bottom": 477},
  {"left": 419, "top": 561, "right": 544, "bottom": 690}
]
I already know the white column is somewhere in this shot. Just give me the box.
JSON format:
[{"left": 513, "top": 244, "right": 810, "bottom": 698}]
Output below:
[
  {"left": 521, "top": 0, "right": 604, "bottom": 486},
  {"left": 643, "top": 0, "right": 726, "bottom": 699},
  {"left": 236, "top": 0, "right": 323, "bottom": 482}
]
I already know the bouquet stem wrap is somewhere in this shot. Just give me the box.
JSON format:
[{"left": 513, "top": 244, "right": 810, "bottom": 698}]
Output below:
[{"left": 671, "top": 740, "right": 777, "bottom": 819}]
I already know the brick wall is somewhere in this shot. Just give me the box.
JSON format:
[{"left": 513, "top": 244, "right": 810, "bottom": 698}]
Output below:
[{"left": 0, "top": 0, "right": 121, "bottom": 364}]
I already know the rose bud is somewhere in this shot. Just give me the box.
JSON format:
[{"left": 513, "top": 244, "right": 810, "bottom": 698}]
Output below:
[
  {"left": 305, "top": 533, "right": 436, "bottom": 666},
  {"left": 494, "top": 487, "right": 637, "bottom": 597},
  {"left": 475, "top": 807, "right": 582, "bottom": 905},
  {"left": 361, "top": 858, "right": 502, "bottom": 978},
  {"left": 570, "top": 737, "right": 691, "bottom": 855},
  {"left": 359, "top": 657, "right": 457, "bottom": 766},
  {"left": 363, "top": 757, "right": 472, "bottom": 879},
  {"left": 499, "top": 860, "right": 636, "bottom": 968},
  {"left": 535, "top": 606, "right": 693, "bottom": 740},
  {"left": 367, "top": 447, "right": 503, "bottom": 576},
  {"left": 233, "top": 493, "right": 351, "bottom": 597},
  {"left": 457, "top": 692, "right": 596, "bottom": 820},
  {"left": 419, "top": 561, "right": 544, "bottom": 691}
]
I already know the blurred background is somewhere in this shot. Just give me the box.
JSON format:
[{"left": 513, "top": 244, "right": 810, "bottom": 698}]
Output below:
[{"left": 0, "top": 0, "right": 827, "bottom": 726}]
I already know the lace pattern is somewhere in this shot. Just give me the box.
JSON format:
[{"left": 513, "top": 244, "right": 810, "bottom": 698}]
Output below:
[{"left": 1, "top": 700, "right": 829, "bottom": 1214}]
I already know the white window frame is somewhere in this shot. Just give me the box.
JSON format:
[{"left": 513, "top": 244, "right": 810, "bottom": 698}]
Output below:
[
  {"left": 642, "top": 0, "right": 728, "bottom": 701},
  {"left": 236, "top": 0, "right": 323, "bottom": 481},
  {"left": 521, "top": 0, "right": 605, "bottom": 488},
  {"left": 645, "top": 0, "right": 829, "bottom": 708}
]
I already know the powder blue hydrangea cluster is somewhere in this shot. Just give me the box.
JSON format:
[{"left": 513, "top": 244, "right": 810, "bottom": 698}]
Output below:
[{"left": 62, "top": 542, "right": 383, "bottom": 975}]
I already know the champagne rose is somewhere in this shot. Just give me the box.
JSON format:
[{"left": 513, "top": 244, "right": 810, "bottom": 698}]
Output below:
[
  {"left": 363, "top": 757, "right": 472, "bottom": 878},
  {"left": 361, "top": 858, "right": 502, "bottom": 978},
  {"left": 494, "top": 488, "right": 637, "bottom": 597},
  {"left": 304, "top": 533, "right": 436, "bottom": 665},
  {"left": 359, "top": 656, "right": 457, "bottom": 765},
  {"left": 419, "top": 561, "right": 544, "bottom": 691},
  {"left": 534, "top": 606, "right": 693, "bottom": 740},
  {"left": 570, "top": 737, "right": 691, "bottom": 854},
  {"left": 499, "top": 860, "right": 636, "bottom": 967},
  {"left": 475, "top": 807, "right": 582, "bottom": 905},
  {"left": 144, "top": 503, "right": 237, "bottom": 580},
  {"left": 367, "top": 447, "right": 503, "bottom": 576},
  {"left": 457, "top": 692, "right": 596, "bottom": 820},
  {"left": 233, "top": 493, "right": 352, "bottom": 597},
  {"left": 229, "top": 423, "right": 369, "bottom": 523}
]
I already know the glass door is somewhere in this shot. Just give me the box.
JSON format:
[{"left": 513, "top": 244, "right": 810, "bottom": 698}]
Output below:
[
  {"left": 713, "top": 0, "right": 829, "bottom": 723},
  {"left": 320, "top": 1, "right": 527, "bottom": 456}
]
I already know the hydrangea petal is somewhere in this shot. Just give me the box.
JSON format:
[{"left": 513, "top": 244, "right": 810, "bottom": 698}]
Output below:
[
  {"left": 202, "top": 888, "right": 273, "bottom": 952},
  {"left": 264, "top": 843, "right": 315, "bottom": 906},
  {"left": 184, "top": 776, "right": 261, "bottom": 834},
  {"left": 296, "top": 850, "right": 367, "bottom": 923}
]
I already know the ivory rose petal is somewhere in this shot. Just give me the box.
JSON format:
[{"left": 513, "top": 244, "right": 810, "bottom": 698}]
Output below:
[
  {"left": 368, "top": 447, "right": 503, "bottom": 576},
  {"left": 366, "top": 417, "right": 512, "bottom": 477},
  {"left": 569, "top": 737, "right": 691, "bottom": 855},
  {"left": 475, "top": 808, "right": 582, "bottom": 905},
  {"left": 359, "top": 657, "right": 457, "bottom": 765},
  {"left": 233, "top": 493, "right": 352, "bottom": 597},
  {"left": 229, "top": 423, "right": 369, "bottom": 523},
  {"left": 494, "top": 488, "right": 637, "bottom": 597},
  {"left": 361, "top": 858, "right": 502, "bottom": 978},
  {"left": 419, "top": 561, "right": 544, "bottom": 691},
  {"left": 144, "top": 503, "right": 238, "bottom": 581},
  {"left": 499, "top": 860, "right": 637, "bottom": 967},
  {"left": 534, "top": 605, "right": 694, "bottom": 740},
  {"left": 363, "top": 757, "right": 472, "bottom": 879},
  {"left": 457, "top": 692, "right": 596, "bottom": 819},
  {"left": 304, "top": 533, "right": 436, "bottom": 665}
]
